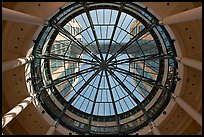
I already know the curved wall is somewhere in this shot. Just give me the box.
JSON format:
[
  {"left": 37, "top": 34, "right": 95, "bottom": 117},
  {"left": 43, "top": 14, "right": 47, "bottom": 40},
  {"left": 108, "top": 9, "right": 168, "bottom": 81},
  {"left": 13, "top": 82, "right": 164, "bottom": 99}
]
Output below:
[{"left": 2, "top": 2, "right": 202, "bottom": 135}]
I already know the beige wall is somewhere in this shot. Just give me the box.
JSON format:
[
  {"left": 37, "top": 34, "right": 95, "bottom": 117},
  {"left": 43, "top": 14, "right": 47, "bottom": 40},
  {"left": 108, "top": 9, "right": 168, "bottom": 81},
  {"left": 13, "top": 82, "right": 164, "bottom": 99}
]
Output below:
[{"left": 2, "top": 2, "right": 202, "bottom": 135}]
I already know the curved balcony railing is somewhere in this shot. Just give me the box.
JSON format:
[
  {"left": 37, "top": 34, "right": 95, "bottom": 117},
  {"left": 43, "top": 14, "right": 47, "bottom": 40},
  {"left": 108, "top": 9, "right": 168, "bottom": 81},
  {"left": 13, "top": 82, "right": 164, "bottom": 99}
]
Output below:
[{"left": 31, "top": 2, "right": 178, "bottom": 135}]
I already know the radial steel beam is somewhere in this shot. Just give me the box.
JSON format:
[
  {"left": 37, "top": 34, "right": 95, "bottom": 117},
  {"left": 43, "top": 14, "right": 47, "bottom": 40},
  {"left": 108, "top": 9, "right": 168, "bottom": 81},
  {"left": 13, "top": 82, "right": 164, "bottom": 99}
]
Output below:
[
  {"left": 107, "top": 22, "right": 157, "bottom": 63},
  {"left": 111, "top": 66, "right": 167, "bottom": 91},
  {"left": 105, "top": 70, "right": 121, "bottom": 133},
  {"left": 42, "top": 66, "right": 99, "bottom": 90},
  {"left": 107, "top": 69, "right": 151, "bottom": 120},
  {"left": 105, "top": 3, "right": 124, "bottom": 61},
  {"left": 66, "top": 69, "right": 101, "bottom": 107},
  {"left": 114, "top": 13, "right": 127, "bottom": 41},
  {"left": 87, "top": 71, "right": 104, "bottom": 133},
  {"left": 49, "top": 21, "right": 102, "bottom": 63},
  {"left": 110, "top": 54, "right": 173, "bottom": 66},
  {"left": 82, "top": 3, "right": 104, "bottom": 62},
  {"left": 37, "top": 54, "right": 99, "bottom": 66}
]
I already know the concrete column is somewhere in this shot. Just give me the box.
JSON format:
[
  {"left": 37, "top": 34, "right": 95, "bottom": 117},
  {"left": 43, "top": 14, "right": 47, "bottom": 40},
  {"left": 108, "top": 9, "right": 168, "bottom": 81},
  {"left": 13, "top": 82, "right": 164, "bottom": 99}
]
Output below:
[
  {"left": 176, "top": 56, "right": 202, "bottom": 71},
  {"left": 2, "top": 56, "right": 34, "bottom": 72},
  {"left": 2, "top": 96, "right": 33, "bottom": 128},
  {"left": 171, "top": 93, "right": 202, "bottom": 126},
  {"left": 46, "top": 126, "right": 56, "bottom": 135},
  {"left": 4, "top": 127, "right": 14, "bottom": 135},
  {"left": 2, "top": 7, "right": 48, "bottom": 26},
  {"left": 160, "top": 6, "right": 202, "bottom": 25},
  {"left": 198, "top": 130, "right": 202, "bottom": 135},
  {"left": 149, "top": 121, "right": 161, "bottom": 135},
  {"left": 46, "top": 120, "right": 59, "bottom": 135}
]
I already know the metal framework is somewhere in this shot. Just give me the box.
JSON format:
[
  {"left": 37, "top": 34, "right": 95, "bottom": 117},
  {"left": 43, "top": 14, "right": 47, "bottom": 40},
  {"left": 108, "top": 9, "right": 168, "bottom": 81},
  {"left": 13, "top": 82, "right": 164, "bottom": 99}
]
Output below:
[{"left": 31, "top": 2, "right": 178, "bottom": 135}]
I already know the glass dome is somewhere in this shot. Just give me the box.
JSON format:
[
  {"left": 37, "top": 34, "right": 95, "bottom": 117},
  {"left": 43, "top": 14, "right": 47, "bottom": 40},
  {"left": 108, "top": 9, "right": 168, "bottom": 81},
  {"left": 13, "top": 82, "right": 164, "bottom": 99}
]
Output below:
[{"left": 31, "top": 2, "right": 178, "bottom": 135}]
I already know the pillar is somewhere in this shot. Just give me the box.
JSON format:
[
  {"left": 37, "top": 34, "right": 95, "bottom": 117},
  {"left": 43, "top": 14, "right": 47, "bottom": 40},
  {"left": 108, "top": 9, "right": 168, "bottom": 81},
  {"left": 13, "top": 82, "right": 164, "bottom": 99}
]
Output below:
[
  {"left": 176, "top": 56, "right": 202, "bottom": 71},
  {"left": 2, "top": 56, "right": 34, "bottom": 72},
  {"left": 198, "top": 130, "right": 202, "bottom": 135},
  {"left": 171, "top": 93, "right": 202, "bottom": 126},
  {"left": 2, "top": 7, "right": 48, "bottom": 26},
  {"left": 4, "top": 127, "right": 14, "bottom": 135},
  {"left": 46, "top": 120, "right": 59, "bottom": 135},
  {"left": 149, "top": 121, "right": 161, "bottom": 135},
  {"left": 2, "top": 96, "right": 33, "bottom": 128},
  {"left": 159, "top": 6, "right": 202, "bottom": 25}
]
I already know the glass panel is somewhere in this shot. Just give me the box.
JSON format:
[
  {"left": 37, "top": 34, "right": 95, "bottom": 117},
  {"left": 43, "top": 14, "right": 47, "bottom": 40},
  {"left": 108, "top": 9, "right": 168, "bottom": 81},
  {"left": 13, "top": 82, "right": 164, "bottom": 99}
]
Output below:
[{"left": 32, "top": 3, "right": 178, "bottom": 135}]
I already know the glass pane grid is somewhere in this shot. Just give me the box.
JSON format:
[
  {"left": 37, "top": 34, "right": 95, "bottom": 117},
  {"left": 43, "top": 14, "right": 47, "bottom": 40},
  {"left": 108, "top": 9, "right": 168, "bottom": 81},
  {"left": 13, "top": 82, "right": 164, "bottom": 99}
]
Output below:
[{"left": 31, "top": 2, "right": 178, "bottom": 135}]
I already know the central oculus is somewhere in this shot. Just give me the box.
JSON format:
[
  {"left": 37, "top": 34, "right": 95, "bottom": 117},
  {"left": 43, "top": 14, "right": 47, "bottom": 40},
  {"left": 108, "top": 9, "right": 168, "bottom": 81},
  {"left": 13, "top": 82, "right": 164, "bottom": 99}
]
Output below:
[{"left": 100, "top": 62, "right": 108, "bottom": 70}]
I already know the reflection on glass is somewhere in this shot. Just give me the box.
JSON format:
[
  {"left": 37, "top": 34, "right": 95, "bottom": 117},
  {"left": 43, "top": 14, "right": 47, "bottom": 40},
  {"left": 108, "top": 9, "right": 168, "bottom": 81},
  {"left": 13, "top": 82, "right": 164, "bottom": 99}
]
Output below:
[{"left": 31, "top": 3, "right": 178, "bottom": 135}]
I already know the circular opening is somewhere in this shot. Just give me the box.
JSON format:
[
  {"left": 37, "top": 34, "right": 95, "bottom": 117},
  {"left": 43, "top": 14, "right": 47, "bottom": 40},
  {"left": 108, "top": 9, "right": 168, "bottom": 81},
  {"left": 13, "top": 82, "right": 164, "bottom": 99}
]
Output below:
[{"left": 31, "top": 2, "right": 178, "bottom": 135}]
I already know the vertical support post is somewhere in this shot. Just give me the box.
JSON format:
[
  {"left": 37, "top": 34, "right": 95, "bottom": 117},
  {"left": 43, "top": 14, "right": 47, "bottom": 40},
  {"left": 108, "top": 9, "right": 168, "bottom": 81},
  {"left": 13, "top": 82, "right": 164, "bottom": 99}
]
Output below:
[
  {"left": 2, "top": 56, "right": 34, "bottom": 72},
  {"left": 159, "top": 6, "right": 202, "bottom": 25},
  {"left": 2, "top": 96, "right": 33, "bottom": 128},
  {"left": 2, "top": 7, "right": 48, "bottom": 25},
  {"left": 149, "top": 121, "right": 161, "bottom": 135},
  {"left": 46, "top": 120, "right": 59, "bottom": 135},
  {"left": 176, "top": 56, "right": 202, "bottom": 71},
  {"left": 171, "top": 93, "right": 202, "bottom": 126}
]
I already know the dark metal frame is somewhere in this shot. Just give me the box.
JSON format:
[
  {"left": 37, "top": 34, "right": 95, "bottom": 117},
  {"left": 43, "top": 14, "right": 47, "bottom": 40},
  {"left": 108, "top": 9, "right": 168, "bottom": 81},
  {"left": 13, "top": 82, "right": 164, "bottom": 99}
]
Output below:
[{"left": 31, "top": 2, "right": 178, "bottom": 135}]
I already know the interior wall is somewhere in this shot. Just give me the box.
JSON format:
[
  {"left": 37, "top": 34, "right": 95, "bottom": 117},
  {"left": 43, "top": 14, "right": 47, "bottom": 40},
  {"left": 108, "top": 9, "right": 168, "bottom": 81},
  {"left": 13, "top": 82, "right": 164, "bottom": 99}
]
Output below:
[{"left": 2, "top": 2, "right": 202, "bottom": 135}]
